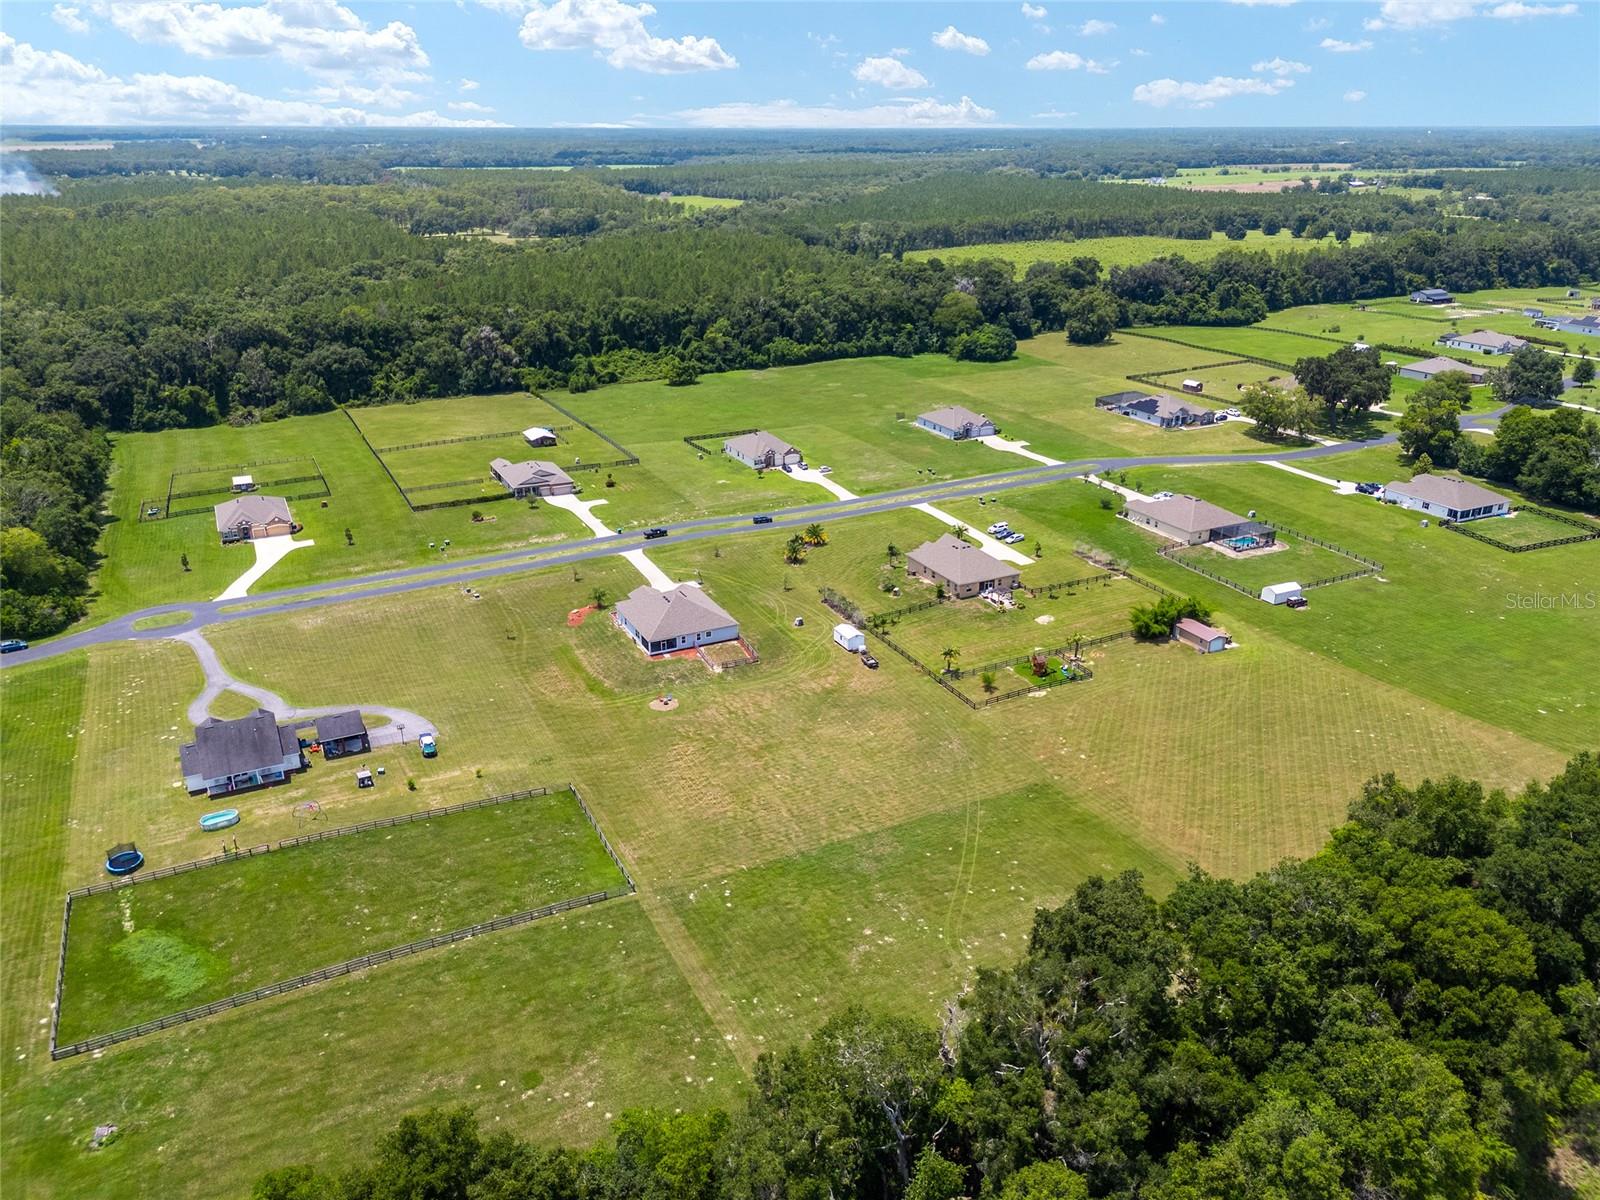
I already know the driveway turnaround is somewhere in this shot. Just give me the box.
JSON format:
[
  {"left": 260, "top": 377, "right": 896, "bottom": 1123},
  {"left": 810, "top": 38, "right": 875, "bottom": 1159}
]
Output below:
[
  {"left": 977, "top": 434, "right": 1063, "bottom": 466},
  {"left": 214, "top": 535, "right": 315, "bottom": 601}
]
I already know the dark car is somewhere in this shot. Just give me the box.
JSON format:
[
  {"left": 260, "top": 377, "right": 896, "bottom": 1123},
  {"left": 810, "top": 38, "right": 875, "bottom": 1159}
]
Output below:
[
  {"left": 0, "top": 639, "right": 27, "bottom": 653},
  {"left": 642, "top": 527, "right": 669, "bottom": 539},
  {"left": 1286, "top": 596, "right": 1309, "bottom": 609},
  {"left": 1355, "top": 482, "right": 1384, "bottom": 495},
  {"left": 860, "top": 653, "right": 879, "bottom": 669},
  {"left": 752, "top": 514, "right": 774, "bottom": 525}
]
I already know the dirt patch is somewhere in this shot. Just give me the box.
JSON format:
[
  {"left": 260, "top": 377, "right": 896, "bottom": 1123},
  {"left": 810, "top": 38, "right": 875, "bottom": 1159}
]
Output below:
[
  {"left": 567, "top": 604, "right": 598, "bottom": 628},
  {"left": 649, "top": 696, "right": 679, "bottom": 712}
]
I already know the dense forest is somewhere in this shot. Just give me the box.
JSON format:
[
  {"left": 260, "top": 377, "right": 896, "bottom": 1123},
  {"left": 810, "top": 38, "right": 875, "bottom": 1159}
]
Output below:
[
  {"left": 3, "top": 131, "right": 1599, "bottom": 640},
  {"left": 249, "top": 756, "right": 1600, "bottom": 1200}
]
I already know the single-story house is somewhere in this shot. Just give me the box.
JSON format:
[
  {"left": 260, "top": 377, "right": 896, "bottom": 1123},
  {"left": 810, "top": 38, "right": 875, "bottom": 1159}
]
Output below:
[
  {"left": 1095, "top": 391, "right": 1218, "bottom": 429},
  {"left": 214, "top": 494, "right": 294, "bottom": 544},
  {"left": 1523, "top": 308, "right": 1544, "bottom": 318},
  {"left": 1439, "top": 329, "right": 1527, "bottom": 355},
  {"left": 1383, "top": 473, "right": 1511, "bottom": 522},
  {"left": 724, "top": 431, "right": 802, "bottom": 471},
  {"left": 490, "top": 458, "right": 577, "bottom": 498},
  {"left": 905, "top": 533, "right": 1021, "bottom": 599},
  {"left": 1122, "top": 494, "right": 1276, "bottom": 548},
  {"left": 916, "top": 405, "right": 996, "bottom": 441},
  {"left": 1536, "top": 314, "right": 1600, "bottom": 338},
  {"left": 315, "top": 710, "right": 370, "bottom": 760},
  {"left": 522, "top": 426, "right": 558, "bottom": 447},
  {"left": 615, "top": 583, "right": 740, "bottom": 656},
  {"left": 1410, "top": 288, "right": 1454, "bottom": 305},
  {"left": 231, "top": 474, "right": 256, "bottom": 492},
  {"left": 1175, "top": 617, "right": 1229, "bottom": 654},
  {"left": 1397, "top": 356, "right": 1487, "bottom": 384},
  {"left": 180, "top": 709, "right": 306, "bottom": 796}
]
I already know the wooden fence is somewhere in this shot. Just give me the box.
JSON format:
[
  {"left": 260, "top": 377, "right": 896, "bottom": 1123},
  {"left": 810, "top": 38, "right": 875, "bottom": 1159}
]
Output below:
[
  {"left": 374, "top": 425, "right": 575, "bottom": 454},
  {"left": 1445, "top": 505, "right": 1600, "bottom": 553},
  {"left": 1157, "top": 522, "right": 1382, "bottom": 597},
  {"left": 683, "top": 427, "right": 760, "bottom": 456},
  {"left": 48, "top": 784, "right": 631, "bottom": 1059}
]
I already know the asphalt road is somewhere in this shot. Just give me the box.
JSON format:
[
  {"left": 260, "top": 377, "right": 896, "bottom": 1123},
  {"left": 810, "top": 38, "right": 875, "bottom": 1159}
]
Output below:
[{"left": 5, "top": 417, "right": 1486, "bottom": 671}]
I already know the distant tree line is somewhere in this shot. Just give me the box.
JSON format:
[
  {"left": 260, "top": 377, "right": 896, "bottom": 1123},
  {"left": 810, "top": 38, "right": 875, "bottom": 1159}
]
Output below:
[{"left": 251, "top": 755, "right": 1600, "bottom": 1200}]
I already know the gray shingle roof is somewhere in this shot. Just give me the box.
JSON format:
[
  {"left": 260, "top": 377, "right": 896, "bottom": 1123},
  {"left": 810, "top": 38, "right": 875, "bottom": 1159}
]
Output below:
[
  {"left": 920, "top": 405, "right": 991, "bottom": 430},
  {"left": 1403, "top": 356, "right": 1483, "bottom": 378},
  {"left": 491, "top": 458, "right": 574, "bottom": 491},
  {"left": 1448, "top": 330, "right": 1526, "bottom": 350},
  {"left": 314, "top": 711, "right": 367, "bottom": 743},
  {"left": 213, "top": 494, "right": 292, "bottom": 533},
  {"left": 179, "top": 709, "right": 299, "bottom": 780},
  {"left": 1384, "top": 473, "right": 1509, "bottom": 512},
  {"left": 907, "top": 533, "right": 1018, "bottom": 587},
  {"left": 723, "top": 431, "right": 798, "bottom": 461},
  {"left": 1124, "top": 494, "right": 1250, "bottom": 537},
  {"left": 616, "top": 584, "right": 737, "bottom": 642}
]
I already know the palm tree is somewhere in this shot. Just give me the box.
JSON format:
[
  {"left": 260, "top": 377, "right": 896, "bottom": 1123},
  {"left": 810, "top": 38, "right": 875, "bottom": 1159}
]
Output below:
[
  {"left": 940, "top": 646, "right": 961, "bottom": 674},
  {"left": 886, "top": 542, "right": 900, "bottom": 562},
  {"left": 804, "top": 523, "right": 827, "bottom": 546},
  {"left": 589, "top": 587, "right": 609, "bottom": 610},
  {"left": 784, "top": 534, "right": 807, "bottom": 564}
]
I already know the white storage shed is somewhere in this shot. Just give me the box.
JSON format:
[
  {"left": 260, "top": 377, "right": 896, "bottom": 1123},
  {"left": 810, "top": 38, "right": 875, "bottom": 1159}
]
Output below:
[
  {"left": 832, "top": 623, "right": 867, "bottom": 653},
  {"left": 1260, "top": 582, "right": 1304, "bottom": 605}
]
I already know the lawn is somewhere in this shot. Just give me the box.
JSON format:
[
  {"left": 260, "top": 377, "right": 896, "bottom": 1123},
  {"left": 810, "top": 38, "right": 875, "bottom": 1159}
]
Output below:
[
  {"left": 1164, "top": 534, "right": 1369, "bottom": 595},
  {"left": 56, "top": 788, "right": 625, "bottom": 1044},
  {"left": 1451, "top": 506, "right": 1600, "bottom": 549},
  {"left": 1131, "top": 324, "right": 1362, "bottom": 368},
  {"left": 670, "top": 194, "right": 743, "bottom": 212},
  {"left": 905, "top": 230, "right": 1369, "bottom": 277}
]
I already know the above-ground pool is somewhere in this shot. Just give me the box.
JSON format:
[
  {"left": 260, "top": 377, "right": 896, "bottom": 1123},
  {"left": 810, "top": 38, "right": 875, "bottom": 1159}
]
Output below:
[
  {"left": 105, "top": 845, "right": 144, "bottom": 876},
  {"left": 199, "top": 809, "right": 240, "bottom": 832}
]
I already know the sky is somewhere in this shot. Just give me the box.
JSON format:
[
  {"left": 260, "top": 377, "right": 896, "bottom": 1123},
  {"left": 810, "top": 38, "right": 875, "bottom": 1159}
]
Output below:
[{"left": 1, "top": 0, "right": 1596, "bottom": 130}]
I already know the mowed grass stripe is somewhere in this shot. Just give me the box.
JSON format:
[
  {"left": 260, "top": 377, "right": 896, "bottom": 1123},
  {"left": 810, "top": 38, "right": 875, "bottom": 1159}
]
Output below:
[{"left": 57, "top": 790, "right": 625, "bottom": 1043}]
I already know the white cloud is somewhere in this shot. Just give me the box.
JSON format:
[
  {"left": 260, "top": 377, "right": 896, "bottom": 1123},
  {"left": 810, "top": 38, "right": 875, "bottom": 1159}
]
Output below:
[
  {"left": 303, "top": 81, "right": 421, "bottom": 106},
  {"left": 1021, "top": 3, "right": 1048, "bottom": 18},
  {"left": 1321, "top": 36, "right": 1374, "bottom": 50},
  {"left": 448, "top": 99, "right": 496, "bottom": 112},
  {"left": 1026, "top": 49, "right": 1112, "bottom": 72},
  {"left": 1150, "top": 13, "right": 1166, "bottom": 23},
  {"left": 1344, "top": 88, "right": 1368, "bottom": 101},
  {"left": 0, "top": 32, "right": 504, "bottom": 125},
  {"left": 518, "top": 0, "right": 735, "bottom": 74},
  {"left": 674, "top": 94, "right": 996, "bottom": 128},
  {"left": 1363, "top": 1, "right": 1476, "bottom": 29},
  {"left": 1079, "top": 18, "right": 1116, "bottom": 34},
  {"left": 1033, "top": 108, "right": 1079, "bottom": 118},
  {"left": 101, "top": 1, "right": 429, "bottom": 78},
  {"left": 51, "top": 5, "right": 91, "bottom": 34},
  {"left": 1487, "top": 1, "right": 1577, "bottom": 16},
  {"left": 1252, "top": 56, "right": 1310, "bottom": 74},
  {"left": 1304, "top": 15, "right": 1332, "bottom": 29},
  {"left": 1133, "top": 73, "right": 1293, "bottom": 107},
  {"left": 1130, "top": 47, "right": 1150, "bottom": 55},
  {"left": 459, "top": 77, "right": 480, "bottom": 90},
  {"left": 853, "top": 55, "right": 929, "bottom": 89},
  {"left": 932, "top": 25, "right": 990, "bottom": 55}
]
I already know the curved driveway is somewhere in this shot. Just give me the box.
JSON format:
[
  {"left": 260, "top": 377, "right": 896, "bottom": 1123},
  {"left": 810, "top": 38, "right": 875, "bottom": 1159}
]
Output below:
[{"left": 4, "top": 414, "right": 1504, "bottom": 670}]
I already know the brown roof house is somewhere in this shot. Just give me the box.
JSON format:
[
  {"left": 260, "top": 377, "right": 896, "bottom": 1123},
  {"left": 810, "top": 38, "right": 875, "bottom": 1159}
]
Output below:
[
  {"left": 906, "top": 533, "right": 1021, "bottom": 599},
  {"left": 614, "top": 583, "right": 740, "bottom": 657},
  {"left": 1175, "top": 617, "right": 1229, "bottom": 654},
  {"left": 490, "top": 458, "right": 577, "bottom": 498},
  {"left": 916, "top": 406, "right": 996, "bottom": 440},
  {"left": 723, "top": 431, "right": 802, "bottom": 470},
  {"left": 1397, "top": 356, "right": 1487, "bottom": 384},
  {"left": 180, "top": 709, "right": 306, "bottom": 796},
  {"left": 1122, "top": 494, "right": 1276, "bottom": 548},
  {"left": 1383, "top": 474, "right": 1510, "bottom": 522},
  {"left": 214, "top": 494, "right": 294, "bottom": 544}
]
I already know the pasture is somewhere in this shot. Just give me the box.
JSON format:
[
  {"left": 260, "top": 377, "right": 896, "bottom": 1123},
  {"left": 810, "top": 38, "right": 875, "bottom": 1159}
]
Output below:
[
  {"left": 57, "top": 788, "right": 624, "bottom": 1044},
  {"left": 905, "top": 230, "right": 1369, "bottom": 277},
  {"left": 1163, "top": 532, "right": 1369, "bottom": 595}
]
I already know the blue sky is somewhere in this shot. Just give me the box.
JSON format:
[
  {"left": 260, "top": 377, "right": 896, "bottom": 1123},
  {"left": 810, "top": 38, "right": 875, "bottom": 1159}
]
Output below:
[{"left": 1, "top": 1, "right": 1596, "bottom": 129}]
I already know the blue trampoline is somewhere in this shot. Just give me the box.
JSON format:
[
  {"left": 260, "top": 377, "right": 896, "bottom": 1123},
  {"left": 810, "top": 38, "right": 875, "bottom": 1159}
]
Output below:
[{"left": 105, "top": 843, "right": 144, "bottom": 876}]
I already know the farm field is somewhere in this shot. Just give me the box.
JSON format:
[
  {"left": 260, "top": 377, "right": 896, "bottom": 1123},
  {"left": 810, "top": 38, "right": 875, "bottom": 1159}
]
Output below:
[
  {"left": 669, "top": 194, "right": 743, "bottom": 211},
  {"left": 905, "top": 229, "right": 1370, "bottom": 276},
  {"left": 56, "top": 788, "right": 624, "bottom": 1044},
  {"left": 1130, "top": 324, "right": 1365, "bottom": 367}
]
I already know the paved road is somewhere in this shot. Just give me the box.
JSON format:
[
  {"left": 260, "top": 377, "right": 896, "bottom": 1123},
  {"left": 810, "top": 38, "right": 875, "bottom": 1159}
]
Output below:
[{"left": 6, "top": 417, "right": 1484, "bottom": 671}]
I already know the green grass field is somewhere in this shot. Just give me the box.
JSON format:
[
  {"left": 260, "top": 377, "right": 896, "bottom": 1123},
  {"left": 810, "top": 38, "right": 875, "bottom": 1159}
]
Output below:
[
  {"left": 905, "top": 230, "right": 1371, "bottom": 277},
  {"left": 670, "top": 194, "right": 744, "bottom": 212},
  {"left": 1165, "top": 533, "right": 1367, "bottom": 594},
  {"left": 56, "top": 789, "right": 624, "bottom": 1043}
]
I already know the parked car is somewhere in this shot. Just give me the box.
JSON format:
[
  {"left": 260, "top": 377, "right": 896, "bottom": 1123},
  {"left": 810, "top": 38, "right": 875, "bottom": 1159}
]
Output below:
[
  {"left": 0, "top": 639, "right": 27, "bottom": 653},
  {"left": 1152, "top": 491, "right": 1175, "bottom": 501},
  {"left": 818, "top": 465, "right": 833, "bottom": 475},
  {"left": 1286, "top": 596, "right": 1309, "bottom": 609},
  {"left": 642, "top": 527, "right": 668, "bottom": 539},
  {"left": 752, "top": 514, "right": 774, "bottom": 524},
  {"left": 781, "top": 464, "right": 792, "bottom": 473},
  {"left": 860, "top": 653, "right": 879, "bottom": 669},
  {"left": 1225, "top": 407, "right": 1242, "bottom": 416},
  {"left": 987, "top": 522, "right": 1010, "bottom": 535},
  {"left": 1005, "top": 531, "right": 1026, "bottom": 544},
  {"left": 418, "top": 733, "right": 437, "bottom": 758},
  {"left": 1355, "top": 482, "right": 1384, "bottom": 495}
]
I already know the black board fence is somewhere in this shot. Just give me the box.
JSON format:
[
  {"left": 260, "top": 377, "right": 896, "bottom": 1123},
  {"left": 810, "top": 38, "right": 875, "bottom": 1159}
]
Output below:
[
  {"left": 1120, "top": 329, "right": 1293, "bottom": 371},
  {"left": 49, "top": 784, "right": 632, "bottom": 1060},
  {"left": 374, "top": 425, "right": 575, "bottom": 455},
  {"left": 684, "top": 427, "right": 760, "bottom": 456},
  {"left": 1156, "top": 521, "right": 1382, "bottom": 597},
  {"left": 1444, "top": 505, "right": 1600, "bottom": 553},
  {"left": 342, "top": 407, "right": 412, "bottom": 507}
]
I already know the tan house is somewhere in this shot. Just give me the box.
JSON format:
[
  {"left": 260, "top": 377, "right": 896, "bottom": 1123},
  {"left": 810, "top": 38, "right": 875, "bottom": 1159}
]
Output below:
[
  {"left": 906, "top": 533, "right": 1021, "bottom": 599},
  {"left": 490, "top": 458, "right": 578, "bottom": 498},
  {"left": 724, "top": 431, "right": 802, "bottom": 470},
  {"left": 1122, "top": 494, "right": 1275, "bottom": 548},
  {"left": 614, "top": 583, "right": 740, "bottom": 656},
  {"left": 214, "top": 494, "right": 294, "bottom": 544}
]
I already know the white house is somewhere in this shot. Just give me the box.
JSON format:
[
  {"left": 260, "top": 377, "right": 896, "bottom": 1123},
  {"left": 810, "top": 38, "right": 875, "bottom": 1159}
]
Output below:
[
  {"left": 832, "top": 623, "right": 867, "bottom": 653},
  {"left": 180, "top": 709, "right": 306, "bottom": 796},
  {"left": 614, "top": 584, "right": 740, "bottom": 656},
  {"left": 1439, "top": 329, "right": 1526, "bottom": 355},
  {"left": 915, "top": 406, "right": 996, "bottom": 440},
  {"left": 724, "top": 431, "right": 802, "bottom": 470},
  {"left": 490, "top": 458, "right": 577, "bottom": 497},
  {"left": 1383, "top": 474, "right": 1511, "bottom": 522},
  {"left": 1260, "top": 582, "right": 1303, "bottom": 606}
]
